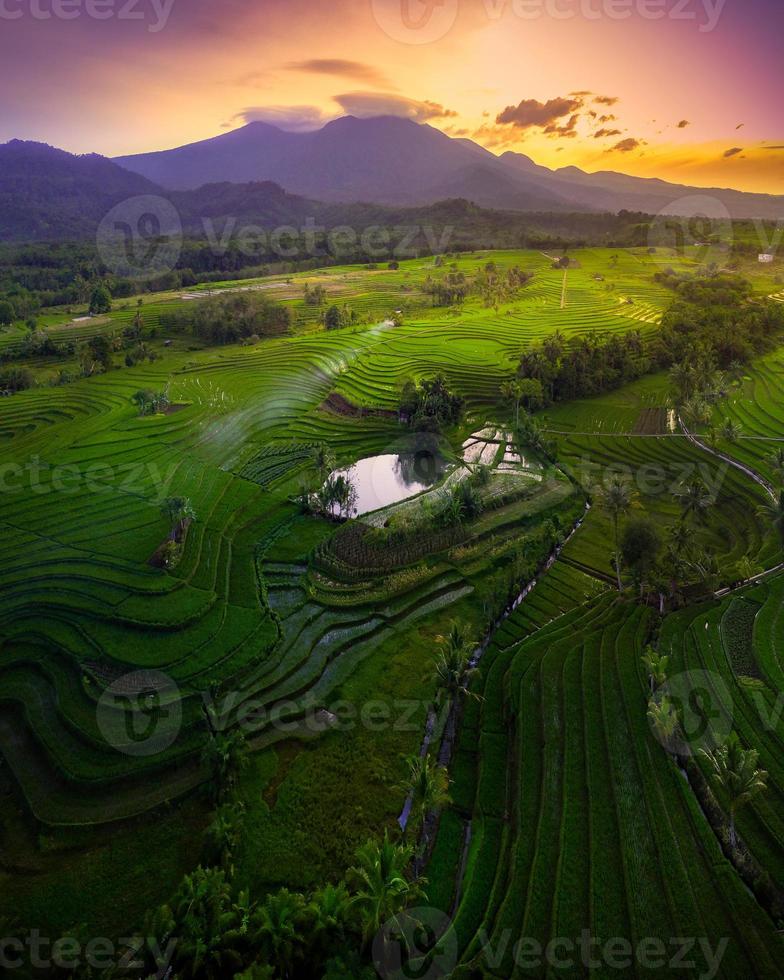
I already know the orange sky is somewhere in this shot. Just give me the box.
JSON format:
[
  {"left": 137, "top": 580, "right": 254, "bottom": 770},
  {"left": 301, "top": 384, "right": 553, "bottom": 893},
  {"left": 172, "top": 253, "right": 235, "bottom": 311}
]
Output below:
[{"left": 1, "top": 0, "right": 782, "bottom": 193}]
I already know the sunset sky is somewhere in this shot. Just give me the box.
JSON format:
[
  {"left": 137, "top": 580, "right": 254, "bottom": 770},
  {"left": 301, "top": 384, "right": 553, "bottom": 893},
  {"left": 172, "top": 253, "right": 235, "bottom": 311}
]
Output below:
[{"left": 1, "top": 0, "right": 782, "bottom": 193}]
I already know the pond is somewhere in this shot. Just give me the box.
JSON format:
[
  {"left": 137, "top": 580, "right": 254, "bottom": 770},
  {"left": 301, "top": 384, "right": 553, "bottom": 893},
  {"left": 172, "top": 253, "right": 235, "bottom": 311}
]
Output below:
[{"left": 328, "top": 451, "right": 449, "bottom": 517}]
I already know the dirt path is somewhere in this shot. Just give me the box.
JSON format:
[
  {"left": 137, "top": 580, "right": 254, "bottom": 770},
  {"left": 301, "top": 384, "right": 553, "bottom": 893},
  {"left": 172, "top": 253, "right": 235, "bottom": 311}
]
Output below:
[
  {"left": 678, "top": 415, "right": 784, "bottom": 596},
  {"left": 561, "top": 271, "right": 568, "bottom": 309}
]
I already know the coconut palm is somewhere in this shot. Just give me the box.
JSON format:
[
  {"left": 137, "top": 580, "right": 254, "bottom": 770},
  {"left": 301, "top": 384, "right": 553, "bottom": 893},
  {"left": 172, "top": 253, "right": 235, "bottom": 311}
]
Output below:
[
  {"left": 430, "top": 622, "right": 477, "bottom": 707},
  {"left": 348, "top": 832, "right": 424, "bottom": 950},
  {"left": 162, "top": 496, "right": 196, "bottom": 537},
  {"left": 304, "top": 883, "right": 351, "bottom": 966},
  {"left": 674, "top": 477, "right": 713, "bottom": 524},
  {"left": 734, "top": 554, "right": 763, "bottom": 583},
  {"left": 641, "top": 646, "right": 669, "bottom": 693},
  {"left": 681, "top": 395, "right": 712, "bottom": 426},
  {"left": 647, "top": 696, "right": 679, "bottom": 752},
  {"left": 700, "top": 732, "right": 768, "bottom": 847},
  {"left": 202, "top": 729, "right": 248, "bottom": 804},
  {"left": 766, "top": 447, "right": 784, "bottom": 483},
  {"left": 202, "top": 803, "right": 245, "bottom": 874},
  {"left": 756, "top": 491, "right": 784, "bottom": 546},
  {"left": 313, "top": 444, "right": 335, "bottom": 481},
  {"left": 150, "top": 867, "right": 250, "bottom": 980},
  {"left": 253, "top": 889, "right": 308, "bottom": 978},
  {"left": 597, "top": 475, "right": 634, "bottom": 591},
  {"left": 501, "top": 379, "right": 525, "bottom": 428},
  {"left": 720, "top": 418, "right": 743, "bottom": 444},
  {"left": 668, "top": 521, "right": 695, "bottom": 557},
  {"left": 400, "top": 753, "right": 451, "bottom": 845}
]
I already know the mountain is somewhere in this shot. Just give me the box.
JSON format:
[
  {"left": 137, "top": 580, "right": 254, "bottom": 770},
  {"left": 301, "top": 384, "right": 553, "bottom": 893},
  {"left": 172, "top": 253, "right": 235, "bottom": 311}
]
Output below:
[
  {"left": 114, "top": 116, "right": 784, "bottom": 220},
  {"left": 0, "top": 141, "right": 162, "bottom": 241},
  {"left": 115, "top": 116, "right": 573, "bottom": 212},
  {"left": 499, "top": 151, "right": 784, "bottom": 220}
]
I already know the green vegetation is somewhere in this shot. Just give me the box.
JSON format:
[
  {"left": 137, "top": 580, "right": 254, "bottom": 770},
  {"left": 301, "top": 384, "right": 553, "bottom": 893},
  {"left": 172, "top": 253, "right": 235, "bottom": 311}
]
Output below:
[{"left": 4, "top": 246, "right": 784, "bottom": 976}]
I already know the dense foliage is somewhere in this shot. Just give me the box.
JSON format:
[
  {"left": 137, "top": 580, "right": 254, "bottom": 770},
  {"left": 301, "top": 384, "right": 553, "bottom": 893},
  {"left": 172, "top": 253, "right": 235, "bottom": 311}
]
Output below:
[{"left": 159, "top": 292, "right": 292, "bottom": 345}]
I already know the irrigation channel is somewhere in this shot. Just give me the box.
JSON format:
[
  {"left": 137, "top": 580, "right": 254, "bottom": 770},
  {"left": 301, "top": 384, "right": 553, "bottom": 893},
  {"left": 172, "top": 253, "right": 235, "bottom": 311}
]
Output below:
[{"left": 398, "top": 499, "right": 592, "bottom": 884}]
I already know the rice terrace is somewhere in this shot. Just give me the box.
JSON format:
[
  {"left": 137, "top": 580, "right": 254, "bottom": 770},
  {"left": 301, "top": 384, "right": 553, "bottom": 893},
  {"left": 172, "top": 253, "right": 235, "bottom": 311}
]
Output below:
[{"left": 3, "top": 2, "right": 784, "bottom": 976}]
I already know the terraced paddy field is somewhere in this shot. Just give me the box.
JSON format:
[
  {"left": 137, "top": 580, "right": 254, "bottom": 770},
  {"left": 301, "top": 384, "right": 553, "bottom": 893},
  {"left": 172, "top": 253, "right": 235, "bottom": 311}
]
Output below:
[
  {"left": 429, "top": 596, "right": 784, "bottom": 977},
  {"left": 3, "top": 247, "right": 784, "bottom": 963},
  {"left": 660, "top": 577, "right": 784, "bottom": 893}
]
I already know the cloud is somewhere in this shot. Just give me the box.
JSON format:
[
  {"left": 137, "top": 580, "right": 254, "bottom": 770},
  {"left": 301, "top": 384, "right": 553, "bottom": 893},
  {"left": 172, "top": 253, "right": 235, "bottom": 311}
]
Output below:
[
  {"left": 496, "top": 96, "right": 582, "bottom": 130},
  {"left": 599, "top": 114, "right": 617, "bottom": 124},
  {"left": 677, "top": 119, "right": 690, "bottom": 128},
  {"left": 594, "top": 95, "right": 619, "bottom": 106},
  {"left": 594, "top": 128, "right": 622, "bottom": 139},
  {"left": 285, "top": 59, "right": 391, "bottom": 87},
  {"left": 761, "top": 145, "right": 784, "bottom": 151},
  {"left": 471, "top": 123, "right": 523, "bottom": 149},
  {"left": 237, "top": 105, "right": 331, "bottom": 131},
  {"left": 334, "top": 91, "right": 457, "bottom": 121},
  {"left": 736, "top": 123, "right": 745, "bottom": 130},
  {"left": 543, "top": 113, "right": 580, "bottom": 138},
  {"left": 610, "top": 138, "right": 642, "bottom": 153},
  {"left": 723, "top": 146, "right": 743, "bottom": 158}
]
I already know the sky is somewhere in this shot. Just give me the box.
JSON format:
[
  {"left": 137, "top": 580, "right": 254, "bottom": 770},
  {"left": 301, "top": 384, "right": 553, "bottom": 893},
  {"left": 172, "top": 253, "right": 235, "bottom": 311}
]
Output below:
[{"left": 1, "top": 0, "right": 783, "bottom": 193}]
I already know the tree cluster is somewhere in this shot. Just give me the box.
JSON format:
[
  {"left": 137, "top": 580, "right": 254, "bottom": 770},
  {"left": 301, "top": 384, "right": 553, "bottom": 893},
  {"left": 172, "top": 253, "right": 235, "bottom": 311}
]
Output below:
[{"left": 160, "top": 293, "right": 292, "bottom": 345}]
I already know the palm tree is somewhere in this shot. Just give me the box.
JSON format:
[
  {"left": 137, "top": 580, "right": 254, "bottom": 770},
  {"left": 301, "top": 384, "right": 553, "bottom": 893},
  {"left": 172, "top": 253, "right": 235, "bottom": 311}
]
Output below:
[
  {"left": 202, "top": 729, "right": 248, "bottom": 804},
  {"left": 151, "top": 867, "right": 250, "bottom": 980},
  {"left": 720, "top": 418, "right": 742, "bottom": 444},
  {"left": 597, "top": 475, "right": 634, "bottom": 591},
  {"left": 313, "top": 444, "right": 335, "bottom": 481},
  {"left": 501, "top": 379, "right": 525, "bottom": 428},
  {"left": 647, "top": 696, "right": 679, "bottom": 752},
  {"left": 202, "top": 803, "right": 245, "bottom": 874},
  {"left": 304, "top": 883, "right": 351, "bottom": 967},
  {"left": 734, "top": 554, "right": 763, "bottom": 583},
  {"left": 756, "top": 491, "right": 784, "bottom": 546},
  {"left": 681, "top": 395, "right": 711, "bottom": 426},
  {"left": 766, "top": 447, "right": 784, "bottom": 483},
  {"left": 348, "top": 832, "right": 424, "bottom": 950},
  {"left": 431, "top": 622, "right": 478, "bottom": 707},
  {"left": 162, "top": 496, "right": 196, "bottom": 538},
  {"left": 641, "top": 646, "right": 669, "bottom": 693},
  {"left": 674, "top": 477, "right": 713, "bottom": 524},
  {"left": 400, "top": 754, "right": 451, "bottom": 846},
  {"left": 253, "top": 889, "right": 307, "bottom": 978},
  {"left": 668, "top": 521, "right": 695, "bottom": 557},
  {"left": 700, "top": 732, "right": 768, "bottom": 847}
]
